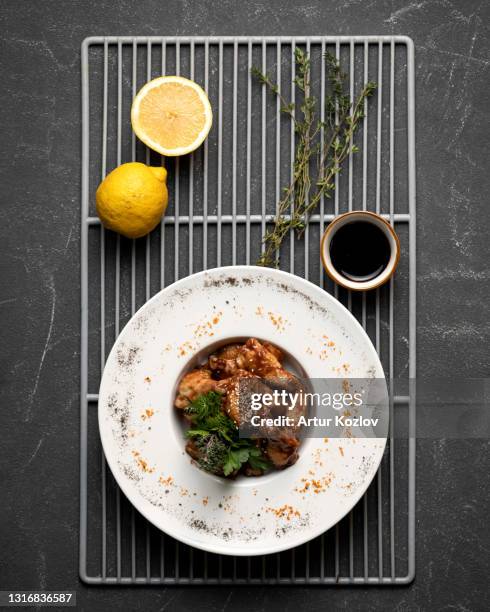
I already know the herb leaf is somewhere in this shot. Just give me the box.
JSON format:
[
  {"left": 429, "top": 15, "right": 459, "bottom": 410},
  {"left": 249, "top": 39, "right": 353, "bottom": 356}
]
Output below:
[
  {"left": 185, "top": 390, "right": 223, "bottom": 422},
  {"left": 223, "top": 449, "right": 243, "bottom": 476},
  {"left": 247, "top": 445, "right": 272, "bottom": 471},
  {"left": 184, "top": 391, "right": 270, "bottom": 477},
  {"left": 253, "top": 49, "right": 376, "bottom": 267}
]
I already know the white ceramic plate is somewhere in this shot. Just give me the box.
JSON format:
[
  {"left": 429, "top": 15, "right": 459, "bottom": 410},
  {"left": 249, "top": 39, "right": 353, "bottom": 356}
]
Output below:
[{"left": 99, "top": 266, "right": 386, "bottom": 556}]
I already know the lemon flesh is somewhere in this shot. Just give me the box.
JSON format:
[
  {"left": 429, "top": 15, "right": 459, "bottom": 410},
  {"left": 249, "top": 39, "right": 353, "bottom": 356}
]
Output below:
[
  {"left": 131, "top": 76, "right": 213, "bottom": 157},
  {"left": 96, "top": 162, "right": 168, "bottom": 239}
]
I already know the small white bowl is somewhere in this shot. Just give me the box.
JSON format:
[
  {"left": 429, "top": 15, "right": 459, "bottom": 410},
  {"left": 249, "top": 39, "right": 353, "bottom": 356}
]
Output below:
[{"left": 321, "top": 211, "right": 400, "bottom": 291}]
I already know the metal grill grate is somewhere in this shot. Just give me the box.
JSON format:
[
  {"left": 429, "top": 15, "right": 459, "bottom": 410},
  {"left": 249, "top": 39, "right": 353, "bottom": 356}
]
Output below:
[{"left": 80, "top": 36, "right": 416, "bottom": 585}]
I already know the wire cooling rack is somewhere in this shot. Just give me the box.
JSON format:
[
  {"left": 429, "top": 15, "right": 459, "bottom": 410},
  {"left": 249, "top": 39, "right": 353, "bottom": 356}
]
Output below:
[{"left": 80, "top": 35, "right": 416, "bottom": 585}]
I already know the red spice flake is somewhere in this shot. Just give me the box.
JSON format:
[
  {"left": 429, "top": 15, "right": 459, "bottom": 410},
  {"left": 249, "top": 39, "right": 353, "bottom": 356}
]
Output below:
[
  {"left": 339, "top": 446, "right": 344, "bottom": 457},
  {"left": 267, "top": 504, "right": 300, "bottom": 520},
  {"left": 267, "top": 311, "right": 288, "bottom": 332},
  {"left": 159, "top": 475, "right": 174, "bottom": 486},
  {"left": 141, "top": 408, "right": 154, "bottom": 421},
  {"left": 320, "top": 334, "right": 335, "bottom": 352},
  {"left": 202, "top": 496, "right": 209, "bottom": 506},
  {"left": 192, "top": 325, "right": 206, "bottom": 338},
  {"left": 138, "top": 459, "right": 153, "bottom": 473},
  {"left": 332, "top": 361, "right": 350, "bottom": 374},
  {"left": 179, "top": 487, "right": 189, "bottom": 497},
  {"left": 131, "top": 451, "right": 154, "bottom": 473},
  {"left": 296, "top": 480, "right": 311, "bottom": 494},
  {"left": 315, "top": 475, "right": 333, "bottom": 493},
  {"left": 177, "top": 340, "right": 195, "bottom": 357},
  {"left": 322, "top": 335, "right": 335, "bottom": 347},
  {"left": 342, "top": 379, "right": 350, "bottom": 393},
  {"left": 191, "top": 312, "right": 223, "bottom": 338},
  {"left": 144, "top": 376, "right": 151, "bottom": 383},
  {"left": 317, "top": 335, "right": 338, "bottom": 360},
  {"left": 296, "top": 473, "right": 334, "bottom": 495}
]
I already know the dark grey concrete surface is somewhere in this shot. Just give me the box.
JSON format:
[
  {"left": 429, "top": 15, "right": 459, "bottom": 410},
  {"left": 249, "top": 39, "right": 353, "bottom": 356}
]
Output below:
[{"left": 1, "top": 1, "right": 489, "bottom": 610}]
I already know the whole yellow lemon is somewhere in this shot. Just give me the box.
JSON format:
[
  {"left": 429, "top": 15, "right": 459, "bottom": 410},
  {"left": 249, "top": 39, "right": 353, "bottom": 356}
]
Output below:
[{"left": 96, "top": 162, "right": 168, "bottom": 239}]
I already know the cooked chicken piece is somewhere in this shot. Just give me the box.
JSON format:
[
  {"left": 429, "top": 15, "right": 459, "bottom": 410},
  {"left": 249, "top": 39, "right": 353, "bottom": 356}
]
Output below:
[
  {"left": 213, "top": 369, "right": 252, "bottom": 393},
  {"left": 174, "top": 368, "right": 220, "bottom": 409},
  {"left": 208, "top": 338, "right": 287, "bottom": 379},
  {"left": 262, "top": 341, "right": 283, "bottom": 362},
  {"left": 265, "top": 438, "right": 300, "bottom": 469},
  {"left": 208, "top": 344, "right": 243, "bottom": 378},
  {"left": 214, "top": 344, "right": 243, "bottom": 361},
  {"left": 235, "top": 338, "right": 282, "bottom": 376}
]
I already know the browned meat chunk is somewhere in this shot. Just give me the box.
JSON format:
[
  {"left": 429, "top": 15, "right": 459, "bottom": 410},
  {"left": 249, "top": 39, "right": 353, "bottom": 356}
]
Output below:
[
  {"left": 262, "top": 341, "right": 283, "bottom": 361},
  {"left": 208, "top": 338, "right": 292, "bottom": 379},
  {"left": 236, "top": 338, "right": 283, "bottom": 376},
  {"left": 208, "top": 343, "right": 244, "bottom": 378},
  {"left": 265, "top": 438, "right": 300, "bottom": 469},
  {"left": 174, "top": 368, "right": 220, "bottom": 409}
]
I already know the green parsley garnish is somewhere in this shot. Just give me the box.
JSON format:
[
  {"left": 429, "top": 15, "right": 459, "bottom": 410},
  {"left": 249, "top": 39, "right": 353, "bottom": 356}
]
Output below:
[{"left": 185, "top": 391, "right": 270, "bottom": 477}]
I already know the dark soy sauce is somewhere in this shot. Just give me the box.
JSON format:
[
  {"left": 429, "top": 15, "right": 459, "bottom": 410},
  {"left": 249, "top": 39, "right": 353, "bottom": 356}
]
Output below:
[{"left": 329, "top": 221, "right": 391, "bottom": 282}]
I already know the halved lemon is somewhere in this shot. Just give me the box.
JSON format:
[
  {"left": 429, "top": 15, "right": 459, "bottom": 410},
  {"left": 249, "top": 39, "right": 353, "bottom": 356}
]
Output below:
[{"left": 131, "top": 76, "right": 213, "bottom": 157}]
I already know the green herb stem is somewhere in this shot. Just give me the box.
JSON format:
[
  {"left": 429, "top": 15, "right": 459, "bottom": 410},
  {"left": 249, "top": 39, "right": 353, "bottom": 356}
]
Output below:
[{"left": 253, "top": 49, "right": 376, "bottom": 267}]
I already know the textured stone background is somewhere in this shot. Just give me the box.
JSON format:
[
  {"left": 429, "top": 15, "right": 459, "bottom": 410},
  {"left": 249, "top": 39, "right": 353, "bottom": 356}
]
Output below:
[{"left": 1, "top": 1, "right": 489, "bottom": 610}]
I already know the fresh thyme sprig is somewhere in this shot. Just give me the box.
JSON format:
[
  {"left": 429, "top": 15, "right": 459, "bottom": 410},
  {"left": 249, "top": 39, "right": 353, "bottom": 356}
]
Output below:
[{"left": 252, "top": 49, "right": 377, "bottom": 267}]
